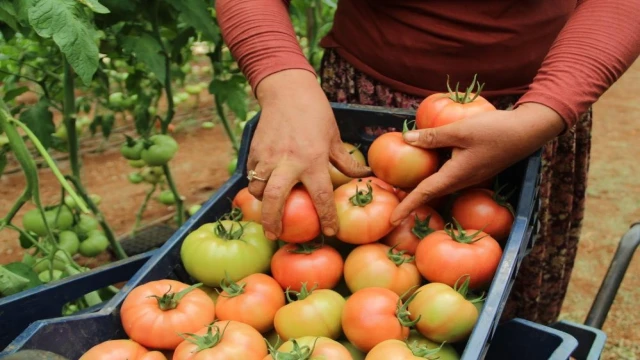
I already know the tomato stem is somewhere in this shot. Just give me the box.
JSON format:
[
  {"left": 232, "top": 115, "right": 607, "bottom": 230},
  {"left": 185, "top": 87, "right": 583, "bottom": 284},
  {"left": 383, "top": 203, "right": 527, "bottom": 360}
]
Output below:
[
  {"left": 179, "top": 321, "right": 229, "bottom": 352},
  {"left": 453, "top": 275, "right": 472, "bottom": 298},
  {"left": 349, "top": 183, "right": 374, "bottom": 207},
  {"left": 407, "top": 340, "right": 447, "bottom": 359},
  {"left": 266, "top": 338, "right": 318, "bottom": 359},
  {"left": 213, "top": 220, "right": 245, "bottom": 240},
  {"left": 285, "top": 282, "right": 317, "bottom": 302},
  {"left": 218, "top": 272, "right": 246, "bottom": 298},
  {"left": 149, "top": 283, "right": 203, "bottom": 311},
  {"left": 402, "top": 119, "right": 416, "bottom": 134},
  {"left": 492, "top": 182, "right": 516, "bottom": 218},
  {"left": 288, "top": 241, "right": 322, "bottom": 254},
  {"left": 444, "top": 219, "right": 487, "bottom": 244},
  {"left": 445, "top": 73, "right": 485, "bottom": 104},
  {"left": 387, "top": 244, "right": 415, "bottom": 265},
  {"left": 396, "top": 288, "right": 421, "bottom": 327},
  {"left": 411, "top": 214, "right": 436, "bottom": 240}
]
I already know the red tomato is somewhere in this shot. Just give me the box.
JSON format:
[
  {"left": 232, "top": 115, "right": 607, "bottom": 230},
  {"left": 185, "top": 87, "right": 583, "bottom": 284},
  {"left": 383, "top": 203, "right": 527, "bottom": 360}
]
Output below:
[
  {"left": 382, "top": 205, "right": 445, "bottom": 255},
  {"left": 334, "top": 181, "right": 399, "bottom": 244},
  {"left": 349, "top": 176, "right": 395, "bottom": 194},
  {"left": 232, "top": 187, "right": 262, "bottom": 223},
  {"left": 120, "top": 280, "right": 216, "bottom": 349},
  {"left": 415, "top": 75, "right": 496, "bottom": 129},
  {"left": 450, "top": 188, "right": 514, "bottom": 242},
  {"left": 407, "top": 279, "right": 480, "bottom": 343},
  {"left": 330, "top": 143, "right": 367, "bottom": 188},
  {"left": 415, "top": 226, "right": 502, "bottom": 290},
  {"left": 215, "top": 273, "right": 285, "bottom": 333},
  {"left": 280, "top": 186, "right": 321, "bottom": 243},
  {"left": 343, "top": 243, "right": 421, "bottom": 299},
  {"left": 341, "top": 287, "right": 416, "bottom": 352},
  {"left": 367, "top": 132, "right": 439, "bottom": 189},
  {"left": 172, "top": 320, "right": 268, "bottom": 360},
  {"left": 271, "top": 242, "right": 344, "bottom": 292},
  {"left": 79, "top": 340, "right": 166, "bottom": 360},
  {"left": 264, "top": 336, "right": 353, "bottom": 360}
]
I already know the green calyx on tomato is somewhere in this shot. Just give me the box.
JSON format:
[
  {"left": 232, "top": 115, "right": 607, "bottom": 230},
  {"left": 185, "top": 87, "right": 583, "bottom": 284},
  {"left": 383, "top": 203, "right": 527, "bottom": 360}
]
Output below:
[
  {"left": 286, "top": 241, "right": 323, "bottom": 255},
  {"left": 218, "top": 273, "right": 246, "bottom": 298},
  {"left": 120, "top": 136, "right": 144, "bottom": 160},
  {"left": 213, "top": 220, "right": 245, "bottom": 240},
  {"left": 395, "top": 288, "right": 422, "bottom": 328},
  {"left": 141, "top": 134, "right": 179, "bottom": 166},
  {"left": 492, "top": 183, "right": 516, "bottom": 217},
  {"left": 266, "top": 338, "right": 318, "bottom": 360},
  {"left": 411, "top": 214, "right": 436, "bottom": 239},
  {"left": 285, "top": 282, "right": 318, "bottom": 303},
  {"left": 444, "top": 220, "right": 487, "bottom": 244},
  {"left": 401, "top": 119, "right": 417, "bottom": 134},
  {"left": 149, "top": 282, "right": 203, "bottom": 310},
  {"left": 349, "top": 183, "right": 375, "bottom": 207},
  {"left": 221, "top": 207, "right": 243, "bottom": 222},
  {"left": 446, "top": 73, "right": 485, "bottom": 104},
  {"left": 180, "top": 323, "right": 229, "bottom": 352},
  {"left": 453, "top": 275, "right": 485, "bottom": 304},
  {"left": 386, "top": 244, "right": 415, "bottom": 266},
  {"left": 405, "top": 340, "right": 449, "bottom": 359}
]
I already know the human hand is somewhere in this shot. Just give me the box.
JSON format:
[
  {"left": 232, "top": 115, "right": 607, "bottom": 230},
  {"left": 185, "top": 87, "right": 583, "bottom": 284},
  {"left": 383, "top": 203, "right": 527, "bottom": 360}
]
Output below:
[
  {"left": 389, "top": 102, "right": 566, "bottom": 225},
  {"left": 248, "top": 69, "right": 371, "bottom": 240}
]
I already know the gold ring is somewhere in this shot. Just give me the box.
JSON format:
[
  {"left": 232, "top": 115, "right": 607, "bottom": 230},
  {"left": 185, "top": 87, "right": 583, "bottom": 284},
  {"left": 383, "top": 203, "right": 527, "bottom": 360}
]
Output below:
[{"left": 247, "top": 170, "right": 268, "bottom": 182}]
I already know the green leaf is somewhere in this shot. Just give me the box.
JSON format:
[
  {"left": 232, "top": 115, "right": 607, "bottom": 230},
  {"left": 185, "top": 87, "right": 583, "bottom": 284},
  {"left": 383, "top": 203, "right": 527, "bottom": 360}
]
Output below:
[
  {"left": 133, "top": 94, "right": 153, "bottom": 136},
  {"left": 122, "top": 34, "right": 166, "bottom": 85},
  {"left": 15, "top": 0, "right": 35, "bottom": 24},
  {"left": 78, "top": 0, "right": 109, "bottom": 13},
  {"left": 0, "top": 0, "right": 18, "bottom": 30},
  {"left": 28, "top": 0, "right": 100, "bottom": 85},
  {"left": 3, "top": 262, "right": 42, "bottom": 291},
  {"left": 209, "top": 76, "right": 248, "bottom": 121},
  {"left": 101, "top": 113, "right": 114, "bottom": 138},
  {"left": 164, "top": 0, "right": 219, "bottom": 42},
  {"left": 3, "top": 86, "right": 30, "bottom": 102},
  {"left": 20, "top": 99, "right": 54, "bottom": 149}
]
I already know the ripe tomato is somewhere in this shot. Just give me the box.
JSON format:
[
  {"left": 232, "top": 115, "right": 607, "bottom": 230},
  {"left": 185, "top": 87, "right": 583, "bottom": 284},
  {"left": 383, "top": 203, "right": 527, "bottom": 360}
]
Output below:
[
  {"left": 120, "top": 280, "right": 216, "bottom": 350},
  {"left": 415, "top": 75, "right": 496, "bottom": 129},
  {"left": 349, "top": 177, "right": 396, "bottom": 194},
  {"left": 450, "top": 188, "right": 514, "bottom": 242},
  {"left": 343, "top": 243, "right": 421, "bottom": 299},
  {"left": 382, "top": 205, "right": 445, "bottom": 255},
  {"left": 265, "top": 336, "right": 353, "bottom": 360},
  {"left": 367, "top": 131, "right": 439, "bottom": 189},
  {"left": 329, "top": 143, "right": 367, "bottom": 188},
  {"left": 232, "top": 187, "right": 262, "bottom": 223},
  {"left": 79, "top": 340, "right": 166, "bottom": 360},
  {"left": 341, "top": 287, "right": 417, "bottom": 352},
  {"left": 271, "top": 242, "right": 344, "bottom": 292},
  {"left": 414, "top": 225, "right": 502, "bottom": 290},
  {"left": 407, "top": 279, "right": 480, "bottom": 343},
  {"left": 334, "top": 181, "right": 399, "bottom": 244},
  {"left": 180, "top": 220, "right": 277, "bottom": 287},
  {"left": 172, "top": 321, "right": 268, "bottom": 360},
  {"left": 215, "top": 273, "right": 285, "bottom": 333},
  {"left": 366, "top": 337, "right": 459, "bottom": 360},
  {"left": 274, "top": 284, "right": 345, "bottom": 341},
  {"left": 280, "top": 186, "right": 321, "bottom": 243}
]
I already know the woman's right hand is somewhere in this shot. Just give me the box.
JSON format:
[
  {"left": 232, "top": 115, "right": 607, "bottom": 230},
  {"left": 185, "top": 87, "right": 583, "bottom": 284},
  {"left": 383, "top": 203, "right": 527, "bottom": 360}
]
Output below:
[{"left": 247, "top": 69, "right": 371, "bottom": 240}]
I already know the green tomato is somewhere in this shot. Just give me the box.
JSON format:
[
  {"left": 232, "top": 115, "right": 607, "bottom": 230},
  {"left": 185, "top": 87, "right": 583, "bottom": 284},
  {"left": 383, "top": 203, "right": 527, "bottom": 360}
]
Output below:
[
  {"left": 141, "top": 135, "right": 179, "bottom": 166},
  {"left": 58, "top": 231, "right": 80, "bottom": 256},
  {"left": 188, "top": 204, "right": 202, "bottom": 216},
  {"left": 38, "top": 269, "right": 64, "bottom": 283},
  {"left": 74, "top": 214, "right": 99, "bottom": 239},
  {"left": 180, "top": 220, "right": 277, "bottom": 287},
  {"left": 185, "top": 85, "right": 201, "bottom": 96},
  {"left": 122, "top": 94, "right": 138, "bottom": 108},
  {"left": 148, "top": 106, "right": 157, "bottom": 117},
  {"left": 157, "top": 190, "right": 176, "bottom": 205},
  {"left": 32, "top": 256, "right": 67, "bottom": 273},
  {"left": 22, "top": 206, "right": 74, "bottom": 237},
  {"left": 120, "top": 140, "right": 144, "bottom": 160},
  {"left": 79, "top": 234, "right": 109, "bottom": 257},
  {"left": 227, "top": 157, "right": 237, "bottom": 176},
  {"left": 64, "top": 195, "right": 77, "bottom": 209},
  {"left": 108, "top": 92, "right": 125, "bottom": 107},
  {"left": 53, "top": 125, "right": 68, "bottom": 142},
  {"left": 180, "top": 63, "right": 192, "bottom": 74},
  {"left": 22, "top": 253, "right": 36, "bottom": 267},
  {"left": 201, "top": 121, "right": 215, "bottom": 129},
  {"left": 141, "top": 166, "right": 164, "bottom": 184},
  {"left": 128, "top": 159, "right": 146, "bottom": 168},
  {"left": 128, "top": 172, "right": 144, "bottom": 184},
  {"left": 0, "top": 134, "right": 9, "bottom": 146},
  {"left": 89, "top": 194, "right": 102, "bottom": 206}
]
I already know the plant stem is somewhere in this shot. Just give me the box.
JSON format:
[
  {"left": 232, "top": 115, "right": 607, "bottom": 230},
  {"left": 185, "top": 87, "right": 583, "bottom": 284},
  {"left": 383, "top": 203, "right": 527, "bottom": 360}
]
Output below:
[
  {"left": 134, "top": 183, "right": 157, "bottom": 233},
  {"left": 214, "top": 96, "right": 239, "bottom": 153},
  {"left": 62, "top": 57, "right": 81, "bottom": 180},
  {"left": 162, "top": 164, "right": 183, "bottom": 226},
  {"left": 65, "top": 176, "right": 127, "bottom": 260},
  {"left": 150, "top": 0, "right": 175, "bottom": 134}
]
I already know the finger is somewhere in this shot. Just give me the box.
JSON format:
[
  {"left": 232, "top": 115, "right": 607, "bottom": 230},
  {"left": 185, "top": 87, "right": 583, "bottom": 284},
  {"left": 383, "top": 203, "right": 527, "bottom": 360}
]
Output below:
[
  {"left": 247, "top": 161, "right": 273, "bottom": 200},
  {"left": 301, "top": 167, "right": 339, "bottom": 236},
  {"left": 329, "top": 141, "right": 372, "bottom": 178},
  {"left": 260, "top": 165, "right": 300, "bottom": 240},
  {"left": 402, "top": 123, "right": 466, "bottom": 149}
]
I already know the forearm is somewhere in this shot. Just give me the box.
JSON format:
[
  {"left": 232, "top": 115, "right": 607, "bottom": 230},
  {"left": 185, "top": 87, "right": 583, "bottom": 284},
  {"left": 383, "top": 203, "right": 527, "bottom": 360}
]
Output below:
[
  {"left": 216, "top": 0, "right": 317, "bottom": 94},
  {"left": 515, "top": 0, "right": 640, "bottom": 129}
]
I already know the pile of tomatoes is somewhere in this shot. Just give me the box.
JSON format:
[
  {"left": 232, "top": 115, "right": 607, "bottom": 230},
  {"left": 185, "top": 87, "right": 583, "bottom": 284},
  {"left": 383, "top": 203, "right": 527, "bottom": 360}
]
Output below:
[{"left": 79, "top": 78, "right": 518, "bottom": 359}]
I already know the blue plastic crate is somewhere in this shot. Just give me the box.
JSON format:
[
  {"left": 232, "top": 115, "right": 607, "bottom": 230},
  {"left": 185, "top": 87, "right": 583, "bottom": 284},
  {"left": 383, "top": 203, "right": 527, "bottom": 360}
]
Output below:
[
  {"left": 550, "top": 321, "right": 607, "bottom": 360},
  {"left": 1, "top": 103, "right": 543, "bottom": 359},
  {"left": 0, "top": 250, "right": 156, "bottom": 350}
]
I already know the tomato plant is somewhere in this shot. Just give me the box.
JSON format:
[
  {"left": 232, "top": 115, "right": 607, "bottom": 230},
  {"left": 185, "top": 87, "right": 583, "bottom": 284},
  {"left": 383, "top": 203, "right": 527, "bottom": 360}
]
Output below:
[
  {"left": 271, "top": 241, "right": 344, "bottom": 292},
  {"left": 415, "top": 75, "right": 497, "bottom": 129},
  {"left": 173, "top": 321, "right": 268, "bottom": 360},
  {"left": 79, "top": 339, "right": 166, "bottom": 360},
  {"left": 120, "top": 279, "right": 215, "bottom": 349},
  {"left": 280, "top": 186, "right": 321, "bottom": 243},
  {"left": 180, "top": 220, "right": 277, "bottom": 287},
  {"left": 450, "top": 187, "right": 515, "bottom": 242},
  {"left": 367, "top": 125, "right": 440, "bottom": 189},
  {"left": 382, "top": 205, "right": 445, "bottom": 255},
  {"left": 415, "top": 222, "right": 502, "bottom": 290},
  {"left": 407, "top": 277, "right": 482, "bottom": 343},
  {"left": 329, "top": 142, "right": 367, "bottom": 188},
  {"left": 274, "top": 283, "right": 345, "bottom": 341},
  {"left": 343, "top": 243, "right": 421, "bottom": 299},
  {"left": 341, "top": 287, "right": 419, "bottom": 352},
  {"left": 232, "top": 187, "right": 263, "bottom": 223},
  {"left": 334, "top": 181, "right": 399, "bottom": 244},
  {"left": 215, "top": 273, "right": 285, "bottom": 333}
]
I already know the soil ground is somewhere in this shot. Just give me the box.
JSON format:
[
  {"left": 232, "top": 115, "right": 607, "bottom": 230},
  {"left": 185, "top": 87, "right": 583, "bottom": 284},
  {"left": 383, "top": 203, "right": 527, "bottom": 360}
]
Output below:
[{"left": 1, "top": 60, "right": 639, "bottom": 358}]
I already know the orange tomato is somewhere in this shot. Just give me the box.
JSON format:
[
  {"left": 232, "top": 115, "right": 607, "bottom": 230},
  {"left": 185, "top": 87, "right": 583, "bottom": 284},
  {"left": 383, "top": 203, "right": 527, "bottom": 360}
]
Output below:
[
  {"left": 232, "top": 187, "right": 262, "bottom": 223},
  {"left": 450, "top": 188, "right": 514, "bottom": 242},
  {"left": 120, "top": 280, "right": 216, "bottom": 350},
  {"left": 271, "top": 242, "right": 344, "bottom": 292},
  {"left": 79, "top": 340, "right": 166, "bottom": 360},
  {"left": 280, "top": 186, "right": 321, "bottom": 243},
  {"left": 382, "top": 205, "right": 445, "bottom": 255},
  {"left": 172, "top": 321, "right": 268, "bottom": 360},
  {"left": 341, "top": 287, "right": 415, "bottom": 352},
  {"left": 329, "top": 143, "right": 367, "bottom": 188},
  {"left": 215, "top": 273, "right": 285, "bottom": 333},
  {"left": 264, "top": 336, "right": 353, "bottom": 360},
  {"left": 343, "top": 243, "right": 421, "bottom": 299}
]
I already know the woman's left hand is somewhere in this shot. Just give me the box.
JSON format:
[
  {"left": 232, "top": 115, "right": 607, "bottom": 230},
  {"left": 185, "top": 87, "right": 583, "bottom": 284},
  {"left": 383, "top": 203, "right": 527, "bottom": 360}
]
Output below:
[{"left": 390, "top": 102, "right": 566, "bottom": 225}]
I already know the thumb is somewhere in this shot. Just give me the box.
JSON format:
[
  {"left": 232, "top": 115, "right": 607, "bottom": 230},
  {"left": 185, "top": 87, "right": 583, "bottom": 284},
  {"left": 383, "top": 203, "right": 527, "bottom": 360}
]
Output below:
[
  {"left": 329, "top": 141, "right": 372, "bottom": 178},
  {"left": 402, "top": 123, "right": 465, "bottom": 149}
]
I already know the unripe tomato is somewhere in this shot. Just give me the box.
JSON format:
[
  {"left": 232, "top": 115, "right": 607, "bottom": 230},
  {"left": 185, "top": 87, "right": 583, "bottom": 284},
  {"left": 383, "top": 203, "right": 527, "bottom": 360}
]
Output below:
[
  {"left": 329, "top": 143, "right": 367, "bottom": 188},
  {"left": 79, "top": 234, "right": 109, "bottom": 257},
  {"left": 38, "top": 269, "right": 64, "bottom": 283},
  {"left": 22, "top": 206, "right": 74, "bottom": 236},
  {"left": 58, "top": 230, "right": 80, "bottom": 256},
  {"left": 265, "top": 336, "right": 352, "bottom": 360},
  {"left": 157, "top": 190, "right": 176, "bottom": 205}
]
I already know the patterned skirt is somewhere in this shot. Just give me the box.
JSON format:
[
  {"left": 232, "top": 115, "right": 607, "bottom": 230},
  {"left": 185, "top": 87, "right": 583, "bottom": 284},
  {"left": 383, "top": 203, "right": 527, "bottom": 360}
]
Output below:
[{"left": 319, "top": 49, "right": 592, "bottom": 325}]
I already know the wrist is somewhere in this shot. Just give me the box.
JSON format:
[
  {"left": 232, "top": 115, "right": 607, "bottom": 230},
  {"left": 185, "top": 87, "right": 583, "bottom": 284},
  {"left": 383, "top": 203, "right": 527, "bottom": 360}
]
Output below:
[
  {"left": 514, "top": 102, "right": 567, "bottom": 140},
  {"left": 255, "top": 69, "right": 322, "bottom": 107}
]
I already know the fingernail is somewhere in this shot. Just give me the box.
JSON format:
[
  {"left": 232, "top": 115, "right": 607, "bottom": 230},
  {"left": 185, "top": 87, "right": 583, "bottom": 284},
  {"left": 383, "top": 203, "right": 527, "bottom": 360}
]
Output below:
[
  {"left": 265, "top": 231, "right": 277, "bottom": 241},
  {"left": 323, "top": 227, "right": 336, "bottom": 237},
  {"left": 403, "top": 131, "right": 419, "bottom": 143}
]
